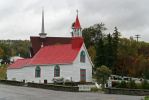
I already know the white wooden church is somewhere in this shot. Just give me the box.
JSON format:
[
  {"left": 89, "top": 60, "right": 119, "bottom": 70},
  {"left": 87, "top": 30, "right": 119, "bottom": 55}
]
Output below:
[{"left": 7, "top": 10, "right": 93, "bottom": 83}]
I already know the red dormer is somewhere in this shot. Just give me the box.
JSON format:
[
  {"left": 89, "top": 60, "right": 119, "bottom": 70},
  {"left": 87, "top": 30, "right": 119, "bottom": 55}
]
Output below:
[{"left": 72, "top": 37, "right": 83, "bottom": 49}]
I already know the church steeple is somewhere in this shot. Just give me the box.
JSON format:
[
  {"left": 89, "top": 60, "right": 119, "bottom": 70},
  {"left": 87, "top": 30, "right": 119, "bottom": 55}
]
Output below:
[
  {"left": 39, "top": 8, "right": 47, "bottom": 38},
  {"left": 41, "top": 9, "right": 45, "bottom": 33},
  {"left": 74, "top": 10, "right": 81, "bottom": 29},
  {"left": 71, "top": 10, "right": 82, "bottom": 37}
]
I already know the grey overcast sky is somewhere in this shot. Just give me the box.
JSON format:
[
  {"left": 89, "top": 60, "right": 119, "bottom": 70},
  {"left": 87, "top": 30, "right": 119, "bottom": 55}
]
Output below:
[{"left": 0, "top": 0, "right": 149, "bottom": 41}]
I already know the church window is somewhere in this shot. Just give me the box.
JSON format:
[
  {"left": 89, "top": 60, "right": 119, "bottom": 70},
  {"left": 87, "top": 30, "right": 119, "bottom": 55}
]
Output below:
[
  {"left": 80, "top": 50, "right": 85, "bottom": 63},
  {"left": 54, "top": 65, "right": 60, "bottom": 77},
  {"left": 35, "top": 66, "right": 41, "bottom": 78}
]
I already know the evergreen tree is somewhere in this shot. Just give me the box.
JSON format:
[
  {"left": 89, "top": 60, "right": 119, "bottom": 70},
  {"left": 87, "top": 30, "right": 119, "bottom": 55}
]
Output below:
[
  {"left": 95, "top": 37, "right": 105, "bottom": 69},
  {"left": 112, "top": 27, "right": 120, "bottom": 72},
  {"left": 105, "top": 33, "right": 114, "bottom": 68}
]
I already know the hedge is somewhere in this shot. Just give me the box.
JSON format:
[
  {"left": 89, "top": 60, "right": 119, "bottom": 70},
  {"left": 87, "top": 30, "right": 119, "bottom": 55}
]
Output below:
[
  {"left": 28, "top": 82, "right": 79, "bottom": 92},
  {"left": 0, "top": 80, "right": 25, "bottom": 86}
]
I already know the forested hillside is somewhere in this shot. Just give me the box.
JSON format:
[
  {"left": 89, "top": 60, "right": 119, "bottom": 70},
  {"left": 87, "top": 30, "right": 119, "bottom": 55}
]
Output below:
[
  {"left": 0, "top": 40, "right": 31, "bottom": 62},
  {"left": 82, "top": 23, "right": 149, "bottom": 79}
]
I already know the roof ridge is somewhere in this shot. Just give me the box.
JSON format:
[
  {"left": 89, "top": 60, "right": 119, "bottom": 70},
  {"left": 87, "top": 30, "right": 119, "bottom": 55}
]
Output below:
[
  {"left": 44, "top": 44, "right": 71, "bottom": 47},
  {"left": 30, "top": 36, "right": 72, "bottom": 38},
  {"left": 16, "top": 58, "right": 28, "bottom": 61}
]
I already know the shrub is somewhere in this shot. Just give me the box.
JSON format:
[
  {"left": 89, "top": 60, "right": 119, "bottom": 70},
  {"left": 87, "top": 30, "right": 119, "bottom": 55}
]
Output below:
[
  {"left": 95, "top": 65, "right": 112, "bottom": 88},
  {"left": 91, "top": 87, "right": 99, "bottom": 92},
  {"left": 128, "top": 80, "right": 137, "bottom": 89},
  {"left": 117, "top": 81, "right": 127, "bottom": 88},
  {"left": 112, "top": 81, "right": 120, "bottom": 87},
  {"left": 0, "top": 65, "right": 7, "bottom": 80},
  {"left": 142, "top": 80, "right": 149, "bottom": 89},
  {"left": 136, "top": 83, "right": 142, "bottom": 89}
]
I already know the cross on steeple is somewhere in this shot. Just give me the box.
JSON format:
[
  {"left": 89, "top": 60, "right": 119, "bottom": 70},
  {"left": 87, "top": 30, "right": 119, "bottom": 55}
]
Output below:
[{"left": 76, "top": 9, "right": 78, "bottom": 16}]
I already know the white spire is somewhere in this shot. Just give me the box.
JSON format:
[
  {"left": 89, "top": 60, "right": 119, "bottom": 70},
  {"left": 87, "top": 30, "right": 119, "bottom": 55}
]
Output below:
[
  {"left": 39, "top": 8, "right": 47, "bottom": 38},
  {"left": 41, "top": 8, "right": 45, "bottom": 33}
]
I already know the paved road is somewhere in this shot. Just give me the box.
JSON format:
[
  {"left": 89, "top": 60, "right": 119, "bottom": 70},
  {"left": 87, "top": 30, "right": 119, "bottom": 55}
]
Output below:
[{"left": 0, "top": 84, "right": 143, "bottom": 100}]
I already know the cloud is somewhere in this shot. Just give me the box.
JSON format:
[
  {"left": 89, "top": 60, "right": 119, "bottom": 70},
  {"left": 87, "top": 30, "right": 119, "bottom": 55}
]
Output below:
[{"left": 0, "top": 0, "right": 149, "bottom": 42}]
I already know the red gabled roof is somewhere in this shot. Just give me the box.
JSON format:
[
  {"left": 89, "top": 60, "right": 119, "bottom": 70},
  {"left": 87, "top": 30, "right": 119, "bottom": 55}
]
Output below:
[
  {"left": 74, "top": 15, "right": 81, "bottom": 29},
  {"left": 8, "top": 59, "right": 31, "bottom": 69},
  {"left": 29, "top": 44, "right": 81, "bottom": 65},
  {"left": 8, "top": 37, "right": 84, "bottom": 69}
]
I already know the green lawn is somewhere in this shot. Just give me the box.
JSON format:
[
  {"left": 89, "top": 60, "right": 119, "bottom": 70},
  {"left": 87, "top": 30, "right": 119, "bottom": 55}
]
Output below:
[{"left": 145, "top": 96, "right": 149, "bottom": 100}]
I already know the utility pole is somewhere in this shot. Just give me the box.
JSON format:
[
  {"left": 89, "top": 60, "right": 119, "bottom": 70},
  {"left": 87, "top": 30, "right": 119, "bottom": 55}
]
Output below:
[
  {"left": 135, "top": 34, "right": 141, "bottom": 42},
  {"left": 135, "top": 34, "right": 141, "bottom": 55}
]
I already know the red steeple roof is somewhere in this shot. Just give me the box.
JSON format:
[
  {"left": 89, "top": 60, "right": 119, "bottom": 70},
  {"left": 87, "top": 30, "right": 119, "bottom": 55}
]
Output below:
[{"left": 74, "top": 15, "right": 81, "bottom": 29}]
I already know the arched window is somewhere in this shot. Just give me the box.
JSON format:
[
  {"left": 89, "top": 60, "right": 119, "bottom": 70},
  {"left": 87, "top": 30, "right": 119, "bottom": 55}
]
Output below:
[
  {"left": 54, "top": 65, "right": 60, "bottom": 77},
  {"left": 35, "top": 66, "right": 41, "bottom": 78},
  {"left": 80, "top": 50, "right": 85, "bottom": 63}
]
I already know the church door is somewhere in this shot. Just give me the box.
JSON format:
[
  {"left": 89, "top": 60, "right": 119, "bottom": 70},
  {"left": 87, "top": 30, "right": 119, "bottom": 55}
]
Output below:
[{"left": 80, "top": 69, "right": 86, "bottom": 82}]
